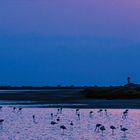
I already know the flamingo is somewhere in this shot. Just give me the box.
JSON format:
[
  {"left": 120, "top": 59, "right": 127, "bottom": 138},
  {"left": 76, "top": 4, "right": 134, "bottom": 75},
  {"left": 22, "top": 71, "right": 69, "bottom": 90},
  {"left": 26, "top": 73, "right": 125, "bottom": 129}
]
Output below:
[
  {"left": 57, "top": 117, "right": 60, "bottom": 122},
  {"left": 76, "top": 109, "right": 79, "bottom": 115},
  {"left": 18, "top": 107, "right": 22, "bottom": 113},
  {"left": 104, "top": 109, "right": 108, "bottom": 116},
  {"left": 50, "top": 113, "right": 53, "bottom": 120},
  {"left": 32, "top": 115, "right": 37, "bottom": 124},
  {"left": 0, "top": 119, "right": 4, "bottom": 129},
  {"left": 13, "top": 107, "right": 16, "bottom": 112},
  {"left": 122, "top": 110, "right": 128, "bottom": 119},
  {"left": 100, "top": 125, "right": 106, "bottom": 136},
  {"left": 70, "top": 121, "right": 74, "bottom": 130},
  {"left": 95, "top": 124, "right": 102, "bottom": 132},
  {"left": 98, "top": 109, "right": 103, "bottom": 116},
  {"left": 89, "top": 111, "right": 93, "bottom": 118},
  {"left": 70, "top": 121, "right": 74, "bottom": 126},
  {"left": 32, "top": 115, "right": 35, "bottom": 119},
  {"left": 120, "top": 125, "right": 128, "bottom": 137},
  {"left": 0, "top": 119, "right": 4, "bottom": 124},
  {"left": 60, "top": 125, "right": 67, "bottom": 135},
  {"left": 77, "top": 113, "right": 80, "bottom": 120},
  {"left": 98, "top": 109, "right": 103, "bottom": 113},
  {"left": 57, "top": 108, "right": 60, "bottom": 114},
  {"left": 19, "top": 108, "right": 22, "bottom": 111},
  {"left": 110, "top": 125, "right": 116, "bottom": 135},
  {"left": 51, "top": 121, "right": 57, "bottom": 125}
]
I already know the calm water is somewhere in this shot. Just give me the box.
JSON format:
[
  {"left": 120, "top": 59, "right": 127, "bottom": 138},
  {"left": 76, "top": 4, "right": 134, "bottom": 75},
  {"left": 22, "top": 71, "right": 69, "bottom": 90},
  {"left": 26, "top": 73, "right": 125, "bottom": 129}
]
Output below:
[
  {"left": 0, "top": 107, "right": 139, "bottom": 140},
  {"left": 0, "top": 90, "right": 140, "bottom": 139},
  {"left": 0, "top": 90, "right": 140, "bottom": 108}
]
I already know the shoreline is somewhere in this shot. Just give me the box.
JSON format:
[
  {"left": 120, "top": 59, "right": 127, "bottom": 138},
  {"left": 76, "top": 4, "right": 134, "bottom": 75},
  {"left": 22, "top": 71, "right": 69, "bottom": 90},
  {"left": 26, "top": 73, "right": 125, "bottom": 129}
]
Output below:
[
  {"left": 0, "top": 99, "right": 140, "bottom": 109},
  {"left": 0, "top": 89, "right": 140, "bottom": 108}
]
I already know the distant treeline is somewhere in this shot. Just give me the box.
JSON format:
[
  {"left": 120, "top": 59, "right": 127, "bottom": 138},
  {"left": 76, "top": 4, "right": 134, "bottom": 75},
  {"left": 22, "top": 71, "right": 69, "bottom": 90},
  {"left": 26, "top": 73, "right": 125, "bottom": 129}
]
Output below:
[
  {"left": 0, "top": 85, "right": 88, "bottom": 90},
  {"left": 82, "top": 86, "right": 140, "bottom": 99}
]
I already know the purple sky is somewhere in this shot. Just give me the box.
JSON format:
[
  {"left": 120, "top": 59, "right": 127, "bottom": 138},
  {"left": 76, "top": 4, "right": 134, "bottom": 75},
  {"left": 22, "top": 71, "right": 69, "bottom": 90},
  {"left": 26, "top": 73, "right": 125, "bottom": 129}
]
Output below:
[{"left": 0, "top": 0, "right": 140, "bottom": 86}]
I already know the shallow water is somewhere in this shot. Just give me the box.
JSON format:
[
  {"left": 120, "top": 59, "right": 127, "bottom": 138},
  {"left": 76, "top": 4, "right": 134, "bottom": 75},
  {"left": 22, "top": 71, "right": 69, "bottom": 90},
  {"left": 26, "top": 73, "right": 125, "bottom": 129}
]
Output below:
[
  {"left": 0, "top": 90, "right": 140, "bottom": 108},
  {"left": 0, "top": 107, "right": 139, "bottom": 140}
]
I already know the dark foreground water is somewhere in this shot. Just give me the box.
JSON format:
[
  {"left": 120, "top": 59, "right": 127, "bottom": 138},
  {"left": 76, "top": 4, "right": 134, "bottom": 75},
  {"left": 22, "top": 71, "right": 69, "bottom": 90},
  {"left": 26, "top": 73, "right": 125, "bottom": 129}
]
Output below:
[
  {"left": 0, "top": 100, "right": 140, "bottom": 109},
  {"left": 0, "top": 90, "right": 140, "bottom": 108}
]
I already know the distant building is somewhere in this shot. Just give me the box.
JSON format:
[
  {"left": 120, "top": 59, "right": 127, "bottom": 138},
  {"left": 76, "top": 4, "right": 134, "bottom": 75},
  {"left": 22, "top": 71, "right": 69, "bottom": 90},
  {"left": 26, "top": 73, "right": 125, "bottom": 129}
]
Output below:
[
  {"left": 127, "top": 77, "right": 131, "bottom": 84},
  {"left": 124, "top": 77, "right": 140, "bottom": 87}
]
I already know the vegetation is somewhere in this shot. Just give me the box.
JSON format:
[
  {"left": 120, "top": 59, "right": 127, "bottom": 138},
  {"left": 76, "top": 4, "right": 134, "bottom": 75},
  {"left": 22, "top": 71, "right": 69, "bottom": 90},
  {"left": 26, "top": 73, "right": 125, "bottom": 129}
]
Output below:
[
  {"left": 1, "top": 84, "right": 140, "bottom": 100},
  {"left": 0, "top": 86, "right": 85, "bottom": 90},
  {"left": 82, "top": 86, "right": 140, "bottom": 99}
]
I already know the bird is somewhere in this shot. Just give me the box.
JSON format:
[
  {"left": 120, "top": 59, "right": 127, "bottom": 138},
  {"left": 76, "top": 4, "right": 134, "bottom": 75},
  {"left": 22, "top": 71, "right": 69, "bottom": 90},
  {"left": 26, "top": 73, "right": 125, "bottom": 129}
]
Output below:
[
  {"left": 57, "top": 108, "right": 60, "bottom": 114},
  {"left": 18, "top": 107, "right": 22, "bottom": 113},
  {"left": 90, "top": 111, "right": 93, "bottom": 114},
  {"left": 19, "top": 108, "right": 22, "bottom": 111},
  {"left": 120, "top": 125, "right": 128, "bottom": 137},
  {"left": 60, "top": 125, "right": 67, "bottom": 135},
  {"left": 77, "top": 113, "right": 80, "bottom": 120},
  {"left": 32, "top": 115, "right": 37, "bottom": 123},
  {"left": 100, "top": 125, "right": 106, "bottom": 136},
  {"left": 95, "top": 124, "right": 102, "bottom": 132},
  {"left": 98, "top": 109, "right": 103, "bottom": 113},
  {"left": 122, "top": 110, "right": 128, "bottom": 119},
  {"left": 50, "top": 113, "right": 53, "bottom": 120},
  {"left": 0, "top": 107, "right": 2, "bottom": 111},
  {"left": 76, "top": 109, "right": 80, "bottom": 115},
  {"left": 0, "top": 119, "right": 4, "bottom": 124},
  {"left": 70, "top": 121, "right": 74, "bottom": 130},
  {"left": 13, "top": 107, "right": 16, "bottom": 112},
  {"left": 104, "top": 109, "right": 108, "bottom": 116},
  {"left": 70, "top": 121, "right": 74, "bottom": 126},
  {"left": 32, "top": 115, "right": 35, "bottom": 119},
  {"left": 0, "top": 119, "right": 4, "bottom": 129},
  {"left": 110, "top": 125, "right": 116, "bottom": 135},
  {"left": 60, "top": 107, "right": 63, "bottom": 114},
  {"left": 89, "top": 111, "right": 93, "bottom": 118},
  {"left": 98, "top": 109, "right": 103, "bottom": 116},
  {"left": 57, "top": 117, "right": 60, "bottom": 122},
  {"left": 51, "top": 121, "right": 57, "bottom": 125}
]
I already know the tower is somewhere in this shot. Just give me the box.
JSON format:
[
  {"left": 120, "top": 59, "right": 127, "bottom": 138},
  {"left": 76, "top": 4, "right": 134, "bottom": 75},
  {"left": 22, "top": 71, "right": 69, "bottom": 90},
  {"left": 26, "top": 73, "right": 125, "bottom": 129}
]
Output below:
[{"left": 127, "top": 77, "right": 130, "bottom": 84}]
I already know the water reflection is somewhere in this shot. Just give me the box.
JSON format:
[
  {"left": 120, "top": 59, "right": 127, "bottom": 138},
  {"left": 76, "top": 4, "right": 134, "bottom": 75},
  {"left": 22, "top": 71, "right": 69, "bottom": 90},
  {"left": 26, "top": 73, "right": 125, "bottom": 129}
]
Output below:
[{"left": 0, "top": 107, "right": 139, "bottom": 140}]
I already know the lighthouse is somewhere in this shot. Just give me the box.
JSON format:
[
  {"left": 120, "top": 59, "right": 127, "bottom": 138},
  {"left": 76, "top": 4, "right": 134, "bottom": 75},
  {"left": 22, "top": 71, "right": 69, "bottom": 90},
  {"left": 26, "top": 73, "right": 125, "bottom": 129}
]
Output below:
[{"left": 127, "top": 77, "right": 131, "bottom": 84}]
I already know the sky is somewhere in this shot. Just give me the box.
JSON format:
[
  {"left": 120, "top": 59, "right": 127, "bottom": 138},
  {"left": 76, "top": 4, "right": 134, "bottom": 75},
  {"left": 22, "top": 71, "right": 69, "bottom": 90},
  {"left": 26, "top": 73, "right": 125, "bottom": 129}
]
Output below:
[{"left": 0, "top": 0, "right": 140, "bottom": 86}]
